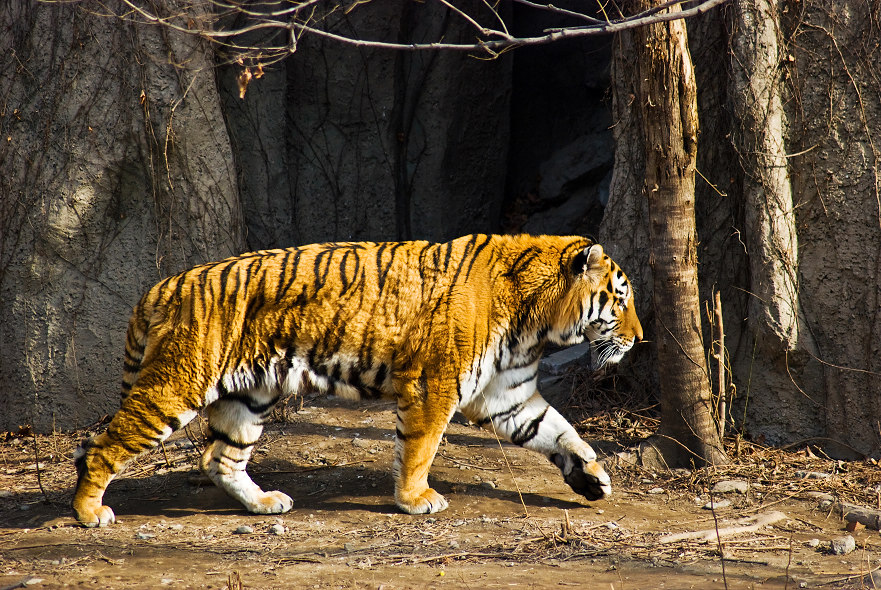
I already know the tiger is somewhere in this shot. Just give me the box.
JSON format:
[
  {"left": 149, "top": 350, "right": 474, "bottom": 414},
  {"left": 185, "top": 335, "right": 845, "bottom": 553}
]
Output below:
[{"left": 72, "top": 233, "right": 642, "bottom": 527}]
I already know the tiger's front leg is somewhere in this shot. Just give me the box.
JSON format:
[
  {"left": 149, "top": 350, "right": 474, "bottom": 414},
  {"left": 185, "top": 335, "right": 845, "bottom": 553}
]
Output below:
[
  {"left": 461, "top": 377, "right": 611, "bottom": 502},
  {"left": 392, "top": 374, "right": 458, "bottom": 515}
]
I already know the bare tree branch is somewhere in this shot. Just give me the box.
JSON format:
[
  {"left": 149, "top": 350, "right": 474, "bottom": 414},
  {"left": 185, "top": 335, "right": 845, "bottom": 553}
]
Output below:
[{"left": 61, "top": 0, "right": 730, "bottom": 64}]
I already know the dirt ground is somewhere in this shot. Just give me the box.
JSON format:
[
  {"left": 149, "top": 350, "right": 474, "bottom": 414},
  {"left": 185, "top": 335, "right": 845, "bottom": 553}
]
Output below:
[{"left": 2, "top": 394, "right": 881, "bottom": 590}]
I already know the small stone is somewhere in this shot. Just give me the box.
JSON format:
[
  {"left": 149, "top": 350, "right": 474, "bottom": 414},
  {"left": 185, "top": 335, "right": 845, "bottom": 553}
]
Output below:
[
  {"left": 807, "top": 538, "right": 820, "bottom": 548},
  {"left": 269, "top": 524, "right": 285, "bottom": 535},
  {"left": 481, "top": 481, "right": 497, "bottom": 490},
  {"left": 135, "top": 532, "right": 155, "bottom": 540},
  {"left": 605, "top": 522, "right": 619, "bottom": 530},
  {"left": 596, "top": 509, "right": 605, "bottom": 515},
  {"left": 23, "top": 578, "right": 43, "bottom": 586},
  {"left": 344, "top": 542, "right": 356, "bottom": 552},
  {"left": 233, "top": 525, "right": 254, "bottom": 535},
  {"left": 352, "top": 438, "right": 370, "bottom": 449},
  {"left": 448, "top": 540, "right": 460, "bottom": 549},
  {"left": 712, "top": 480, "right": 749, "bottom": 494},
  {"left": 703, "top": 500, "right": 731, "bottom": 510},
  {"left": 830, "top": 535, "right": 856, "bottom": 555},
  {"left": 648, "top": 487, "right": 665, "bottom": 494},
  {"left": 167, "top": 523, "right": 183, "bottom": 531},
  {"left": 845, "top": 520, "right": 865, "bottom": 532}
]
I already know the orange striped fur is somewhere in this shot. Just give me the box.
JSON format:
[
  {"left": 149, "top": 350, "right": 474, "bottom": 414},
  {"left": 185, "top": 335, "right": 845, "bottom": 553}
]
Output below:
[{"left": 72, "top": 234, "right": 642, "bottom": 526}]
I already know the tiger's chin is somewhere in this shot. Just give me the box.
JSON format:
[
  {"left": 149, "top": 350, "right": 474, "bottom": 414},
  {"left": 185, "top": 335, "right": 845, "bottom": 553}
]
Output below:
[{"left": 591, "top": 338, "right": 634, "bottom": 368}]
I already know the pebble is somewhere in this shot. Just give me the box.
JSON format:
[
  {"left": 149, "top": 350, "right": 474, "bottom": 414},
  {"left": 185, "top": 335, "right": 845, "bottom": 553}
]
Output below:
[
  {"left": 352, "top": 438, "right": 370, "bottom": 449},
  {"left": 480, "top": 481, "right": 497, "bottom": 490},
  {"left": 233, "top": 525, "right": 254, "bottom": 535},
  {"left": 830, "top": 535, "right": 856, "bottom": 555},
  {"left": 23, "top": 578, "right": 43, "bottom": 586},
  {"left": 269, "top": 524, "right": 285, "bottom": 535},
  {"left": 807, "top": 538, "right": 820, "bottom": 548},
  {"left": 648, "top": 487, "right": 665, "bottom": 494},
  {"left": 712, "top": 480, "right": 749, "bottom": 494},
  {"left": 135, "top": 532, "right": 155, "bottom": 540},
  {"left": 605, "top": 522, "right": 619, "bottom": 530},
  {"left": 703, "top": 500, "right": 731, "bottom": 510}
]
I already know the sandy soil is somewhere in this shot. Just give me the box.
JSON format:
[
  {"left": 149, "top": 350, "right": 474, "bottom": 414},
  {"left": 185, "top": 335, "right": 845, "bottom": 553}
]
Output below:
[{"left": 2, "top": 395, "right": 880, "bottom": 589}]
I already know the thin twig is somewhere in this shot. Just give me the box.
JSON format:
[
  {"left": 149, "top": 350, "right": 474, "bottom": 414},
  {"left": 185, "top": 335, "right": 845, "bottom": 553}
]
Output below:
[
  {"left": 709, "top": 489, "right": 729, "bottom": 590},
  {"left": 31, "top": 432, "right": 49, "bottom": 504}
]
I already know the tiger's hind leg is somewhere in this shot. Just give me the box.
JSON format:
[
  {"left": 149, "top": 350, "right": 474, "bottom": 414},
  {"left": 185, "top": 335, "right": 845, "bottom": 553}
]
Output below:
[
  {"left": 72, "top": 393, "right": 199, "bottom": 527},
  {"left": 200, "top": 390, "right": 292, "bottom": 514},
  {"left": 393, "top": 372, "right": 458, "bottom": 515}
]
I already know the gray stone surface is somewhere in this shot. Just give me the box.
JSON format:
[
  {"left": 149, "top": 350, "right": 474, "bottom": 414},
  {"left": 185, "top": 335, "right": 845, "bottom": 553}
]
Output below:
[{"left": 830, "top": 535, "right": 856, "bottom": 555}]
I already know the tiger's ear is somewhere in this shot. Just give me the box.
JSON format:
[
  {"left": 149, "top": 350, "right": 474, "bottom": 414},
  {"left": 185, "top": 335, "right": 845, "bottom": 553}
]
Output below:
[{"left": 570, "top": 244, "right": 605, "bottom": 277}]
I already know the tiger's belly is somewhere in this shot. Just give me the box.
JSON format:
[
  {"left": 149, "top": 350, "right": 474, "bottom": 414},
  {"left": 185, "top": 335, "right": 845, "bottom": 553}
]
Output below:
[{"left": 280, "top": 352, "right": 395, "bottom": 401}]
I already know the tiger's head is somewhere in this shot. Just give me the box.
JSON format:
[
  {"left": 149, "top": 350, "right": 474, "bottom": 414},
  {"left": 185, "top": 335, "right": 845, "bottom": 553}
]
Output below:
[{"left": 549, "top": 243, "right": 643, "bottom": 366}]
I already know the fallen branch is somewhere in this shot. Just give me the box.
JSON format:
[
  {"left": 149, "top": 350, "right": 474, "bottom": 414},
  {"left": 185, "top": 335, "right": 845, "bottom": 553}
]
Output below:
[
  {"left": 836, "top": 502, "right": 881, "bottom": 530},
  {"left": 659, "top": 511, "right": 787, "bottom": 544}
]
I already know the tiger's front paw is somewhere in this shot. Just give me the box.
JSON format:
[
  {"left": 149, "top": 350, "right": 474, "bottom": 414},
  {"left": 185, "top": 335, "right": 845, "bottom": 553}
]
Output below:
[
  {"left": 396, "top": 487, "right": 449, "bottom": 515},
  {"left": 550, "top": 453, "right": 611, "bottom": 501},
  {"left": 74, "top": 502, "right": 116, "bottom": 528},
  {"left": 246, "top": 490, "right": 294, "bottom": 514}
]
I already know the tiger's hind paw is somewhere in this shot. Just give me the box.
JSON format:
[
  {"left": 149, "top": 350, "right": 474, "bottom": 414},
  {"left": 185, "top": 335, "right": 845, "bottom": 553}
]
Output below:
[
  {"left": 396, "top": 488, "right": 449, "bottom": 515},
  {"left": 74, "top": 504, "right": 116, "bottom": 528},
  {"left": 246, "top": 490, "right": 293, "bottom": 514}
]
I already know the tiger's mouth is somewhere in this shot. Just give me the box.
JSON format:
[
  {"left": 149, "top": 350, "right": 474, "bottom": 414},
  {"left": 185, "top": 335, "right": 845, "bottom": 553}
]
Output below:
[{"left": 591, "top": 338, "right": 630, "bottom": 368}]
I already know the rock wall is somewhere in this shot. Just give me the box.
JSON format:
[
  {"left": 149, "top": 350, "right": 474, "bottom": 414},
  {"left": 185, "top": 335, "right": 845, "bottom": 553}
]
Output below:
[
  {"left": 0, "top": 1, "right": 242, "bottom": 431},
  {"left": 221, "top": 1, "right": 512, "bottom": 249}
]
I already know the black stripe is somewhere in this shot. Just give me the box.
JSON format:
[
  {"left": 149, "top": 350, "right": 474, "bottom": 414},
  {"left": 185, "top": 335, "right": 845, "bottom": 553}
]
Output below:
[
  {"left": 596, "top": 289, "right": 609, "bottom": 311},
  {"left": 442, "top": 241, "right": 454, "bottom": 272},
  {"left": 313, "top": 248, "right": 334, "bottom": 292},
  {"left": 477, "top": 401, "right": 524, "bottom": 426},
  {"left": 505, "top": 246, "right": 539, "bottom": 278},
  {"left": 448, "top": 235, "right": 479, "bottom": 286},
  {"left": 374, "top": 363, "right": 388, "bottom": 387},
  {"left": 275, "top": 250, "right": 303, "bottom": 303},
  {"left": 222, "top": 392, "right": 280, "bottom": 415},
  {"left": 339, "top": 249, "right": 352, "bottom": 294},
  {"left": 463, "top": 234, "right": 492, "bottom": 280},
  {"left": 377, "top": 243, "right": 403, "bottom": 291},
  {"left": 511, "top": 407, "right": 550, "bottom": 446},
  {"left": 216, "top": 261, "right": 239, "bottom": 309},
  {"left": 508, "top": 371, "right": 537, "bottom": 391},
  {"left": 395, "top": 427, "right": 408, "bottom": 441},
  {"left": 208, "top": 429, "right": 253, "bottom": 450}
]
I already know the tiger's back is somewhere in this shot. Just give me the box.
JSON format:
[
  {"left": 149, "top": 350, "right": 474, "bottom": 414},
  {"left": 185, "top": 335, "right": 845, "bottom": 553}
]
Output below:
[{"left": 73, "top": 234, "right": 642, "bottom": 526}]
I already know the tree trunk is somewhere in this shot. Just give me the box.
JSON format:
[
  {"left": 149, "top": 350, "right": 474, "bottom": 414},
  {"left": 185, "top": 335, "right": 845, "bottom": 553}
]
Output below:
[
  {"left": 626, "top": 0, "right": 727, "bottom": 467},
  {"left": 730, "top": 0, "right": 803, "bottom": 357}
]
